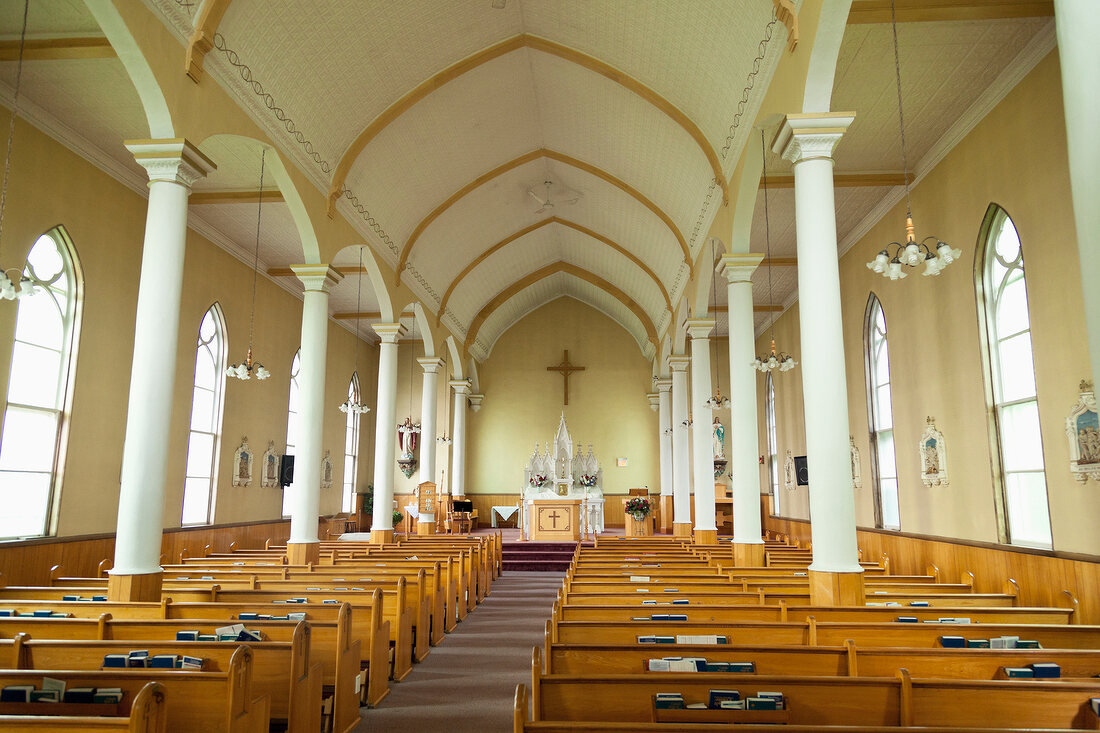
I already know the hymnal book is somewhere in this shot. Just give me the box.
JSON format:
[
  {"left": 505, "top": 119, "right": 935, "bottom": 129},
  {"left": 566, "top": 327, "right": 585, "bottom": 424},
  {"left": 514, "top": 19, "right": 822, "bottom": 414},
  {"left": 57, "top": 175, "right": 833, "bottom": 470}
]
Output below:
[
  {"left": 32, "top": 610, "right": 54, "bottom": 617},
  {"left": 895, "top": 616, "right": 918, "bottom": 623},
  {"left": 287, "top": 613, "right": 307, "bottom": 621},
  {"left": 50, "top": 612, "right": 70, "bottom": 618},
  {"left": 708, "top": 689, "right": 740, "bottom": 708},
  {"left": 746, "top": 696, "right": 778, "bottom": 710},
  {"left": 238, "top": 612, "right": 259, "bottom": 620},
  {"left": 197, "top": 634, "right": 217, "bottom": 642},
  {"left": 91, "top": 596, "right": 107, "bottom": 602},
  {"left": 630, "top": 576, "right": 650, "bottom": 582},
  {"left": 668, "top": 658, "right": 706, "bottom": 672},
  {"left": 93, "top": 688, "right": 123, "bottom": 704},
  {"left": 672, "top": 599, "right": 690, "bottom": 605},
  {"left": 30, "top": 689, "right": 59, "bottom": 703},
  {"left": 939, "top": 636, "right": 965, "bottom": 648},
  {"left": 42, "top": 678, "right": 65, "bottom": 698},
  {"left": 306, "top": 587, "right": 322, "bottom": 591},
  {"left": 719, "top": 699, "right": 745, "bottom": 709},
  {"left": 1016, "top": 640, "right": 1041, "bottom": 649},
  {"left": 180, "top": 656, "right": 204, "bottom": 670},
  {"left": 63, "top": 687, "right": 96, "bottom": 704},
  {"left": 61, "top": 595, "right": 81, "bottom": 601},
  {"left": 909, "top": 601, "right": 930, "bottom": 607},
  {"left": 236, "top": 629, "right": 263, "bottom": 642},
  {"left": 651, "top": 614, "right": 670, "bottom": 621},
  {"left": 1002, "top": 667, "right": 1034, "bottom": 678},
  {"left": 322, "top": 600, "right": 339, "bottom": 604},
  {"left": 1030, "top": 663, "right": 1061, "bottom": 678},
  {"left": 176, "top": 631, "right": 199, "bottom": 641},
  {"left": 636, "top": 589, "right": 650, "bottom": 593},
  {"left": 685, "top": 702, "right": 707, "bottom": 709},
  {"left": 656, "top": 636, "right": 676, "bottom": 644},
  {"left": 675, "top": 635, "right": 727, "bottom": 645},
  {"left": 127, "top": 651, "right": 149, "bottom": 668},
  {"left": 938, "top": 617, "right": 972, "bottom": 624},
  {"left": 663, "top": 588, "right": 680, "bottom": 593},
  {"left": 705, "top": 662, "right": 730, "bottom": 672},
  {"left": 756, "top": 691, "right": 785, "bottom": 709},
  {"left": 632, "top": 617, "right": 650, "bottom": 621},
  {"left": 667, "top": 614, "right": 688, "bottom": 621},
  {"left": 216, "top": 624, "right": 245, "bottom": 637},
  {"left": 199, "top": 577, "right": 214, "bottom": 581},
  {"left": 647, "top": 659, "right": 671, "bottom": 672},
  {"left": 654, "top": 693, "right": 685, "bottom": 710},
  {"left": 727, "top": 662, "right": 755, "bottom": 673},
  {"left": 0, "top": 685, "right": 33, "bottom": 702},
  {"left": 1091, "top": 698, "right": 1100, "bottom": 716},
  {"left": 103, "top": 654, "right": 128, "bottom": 668},
  {"left": 967, "top": 639, "right": 990, "bottom": 648},
  {"left": 0, "top": 610, "right": 13, "bottom": 617},
  {"left": 641, "top": 600, "right": 657, "bottom": 605},
  {"left": 149, "top": 655, "right": 177, "bottom": 669},
  {"left": 991, "top": 636, "right": 1020, "bottom": 649},
  {"left": 638, "top": 635, "right": 658, "bottom": 643}
]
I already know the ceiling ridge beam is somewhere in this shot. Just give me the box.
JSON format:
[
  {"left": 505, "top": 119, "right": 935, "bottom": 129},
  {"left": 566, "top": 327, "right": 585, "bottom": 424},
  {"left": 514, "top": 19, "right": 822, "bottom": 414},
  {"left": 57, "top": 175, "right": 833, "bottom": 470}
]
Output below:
[
  {"left": 0, "top": 37, "right": 115, "bottom": 61},
  {"left": 190, "top": 189, "right": 286, "bottom": 205},
  {"left": 395, "top": 147, "right": 690, "bottom": 284},
  {"left": 325, "top": 32, "right": 725, "bottom": 216},
  {"left": 760, "top": 172, "right": 913, "bottom": 189},
  {"left": 847, "top": 0, "right": 1053, "bottom": 24},
  {"left": 436, "top": 215, "right": 671, "bottom": 324}
]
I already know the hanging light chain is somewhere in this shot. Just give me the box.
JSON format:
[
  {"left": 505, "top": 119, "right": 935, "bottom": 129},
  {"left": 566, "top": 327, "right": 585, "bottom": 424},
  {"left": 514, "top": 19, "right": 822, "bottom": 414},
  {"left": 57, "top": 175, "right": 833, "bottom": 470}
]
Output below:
[
  {"left": 753, "top": 129, "right": 796, "bottom": 373},
  {"left": 227, "top": 148, "right": 271, "bottom": 380},
  {"left": 0, "top": 0, "right": 36, "bottom": 302},
  {"left": 340, "top": 246, "right": 370, "bottom": 414}
]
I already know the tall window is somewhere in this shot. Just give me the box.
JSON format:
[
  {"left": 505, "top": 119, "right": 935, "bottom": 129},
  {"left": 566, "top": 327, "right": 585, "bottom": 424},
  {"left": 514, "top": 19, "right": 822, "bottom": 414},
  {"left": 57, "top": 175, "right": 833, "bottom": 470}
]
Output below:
[
  {"left": 0, "top": 229, "right": 82, "bottom": 539},
  {"left": 765, "top": 372, "right": 779, "bottom": 515},
  {"left": 864, "top": 294, "right": 900, "bottom": 530},
  {"left": 181, "top": 305, "right": 227, "bottom": 525},
  {"left": 978, "top": 206, "right": 1051, "bottom": 548},
  {"left": 282, "top": 350, "right": 301, "bottom": 517},
  {"left": 342, "top": 373, "right": 361, "bottom": 513}
]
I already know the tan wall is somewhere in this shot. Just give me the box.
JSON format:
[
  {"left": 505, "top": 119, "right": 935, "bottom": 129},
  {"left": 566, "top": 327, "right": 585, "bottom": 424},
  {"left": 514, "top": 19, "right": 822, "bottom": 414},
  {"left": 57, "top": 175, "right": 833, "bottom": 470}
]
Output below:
[
  {"left": 467, "top": 297, "right": 659, "bottom": 496},
  {"left": 761, "top": 51, "right": 1097, "bottom": 554},
  {"left": 0, "top": 111, "right": 378, "bottom": 539}
]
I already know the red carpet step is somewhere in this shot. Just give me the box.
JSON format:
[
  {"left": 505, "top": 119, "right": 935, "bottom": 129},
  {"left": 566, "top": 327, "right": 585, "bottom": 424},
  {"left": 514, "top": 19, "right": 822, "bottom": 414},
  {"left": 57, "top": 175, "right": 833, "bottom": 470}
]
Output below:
[{"left": 501, "top": 541, "right": 591, "bottom": 572}]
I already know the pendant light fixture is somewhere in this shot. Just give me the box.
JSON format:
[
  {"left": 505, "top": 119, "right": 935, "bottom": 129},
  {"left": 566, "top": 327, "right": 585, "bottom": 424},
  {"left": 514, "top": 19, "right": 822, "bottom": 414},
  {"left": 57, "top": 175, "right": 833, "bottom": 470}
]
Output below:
[
  {"left": 753, "top": 130, "right": 797, "bottom": 373},
  {"left": 227, "top": 148, "right": 272, "bottom": 380},
  {"left": 866, "top": 0, "right": 961, "bottom": 280},
  {"left": 705, "top": 240, "right": 730, "bottom": 409},
  {"left": 339, "top": 246, "right": 370, "bottom": 414},
  {"left": 0, "top": 0, "right": 39, "bottom": 301}
]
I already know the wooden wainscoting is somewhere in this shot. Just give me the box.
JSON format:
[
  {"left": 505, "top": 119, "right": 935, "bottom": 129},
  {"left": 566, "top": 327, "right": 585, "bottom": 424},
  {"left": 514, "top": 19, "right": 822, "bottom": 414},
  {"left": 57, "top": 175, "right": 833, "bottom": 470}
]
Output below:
[
  {"left": 0, "top": 519, "right": 292, "bottom": 586},
  {"left": 467, "top": 494, "right": 521, "bottom": 527},
  {"left": 765, "top": 514, "right": 1100, "bottom": 624}
]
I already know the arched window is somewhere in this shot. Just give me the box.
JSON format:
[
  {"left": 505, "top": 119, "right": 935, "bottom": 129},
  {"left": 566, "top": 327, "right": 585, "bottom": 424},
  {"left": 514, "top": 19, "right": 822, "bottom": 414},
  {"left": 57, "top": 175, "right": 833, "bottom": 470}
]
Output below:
[
  {"left": 977, "top": 206, "right": 1051, "bottom": 548},
  {"left": 342, "top": 373, "right": 361, "bottom": 513},
  {"left": 181, "top": 305, "right": 227, "bottom": 525},
  {"left": 282, "top": 350, "right": 301, "bottom": 518},
  {"left": 0, "top": 229, "right": 82, "bottom": 539},
  {"left": 764, "top": 372, "right": 779, "bottom": 515},
  {"left": 864, "top": 294, "right": 900, "bottom": 530}
]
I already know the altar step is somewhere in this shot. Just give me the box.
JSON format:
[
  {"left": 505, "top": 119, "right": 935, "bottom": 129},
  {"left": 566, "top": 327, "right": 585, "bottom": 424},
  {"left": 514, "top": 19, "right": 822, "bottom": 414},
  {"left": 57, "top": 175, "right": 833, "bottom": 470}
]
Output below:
[{"left": 502, "top": 542, "right": 585, "bottom": 572}]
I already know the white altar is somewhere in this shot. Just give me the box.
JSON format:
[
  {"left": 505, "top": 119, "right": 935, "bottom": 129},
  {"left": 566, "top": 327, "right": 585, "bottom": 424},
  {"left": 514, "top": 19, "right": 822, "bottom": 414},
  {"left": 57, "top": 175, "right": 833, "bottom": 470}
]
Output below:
[{"left": 520, "top": 414, "right": 604, "bottom": 539}]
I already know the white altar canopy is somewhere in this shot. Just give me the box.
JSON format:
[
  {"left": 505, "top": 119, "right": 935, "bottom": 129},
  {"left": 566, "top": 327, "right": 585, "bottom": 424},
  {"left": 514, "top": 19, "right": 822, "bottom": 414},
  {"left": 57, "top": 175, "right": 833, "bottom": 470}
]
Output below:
[{"left": 521, "top": 415, "right": 604, "bottom": 538}]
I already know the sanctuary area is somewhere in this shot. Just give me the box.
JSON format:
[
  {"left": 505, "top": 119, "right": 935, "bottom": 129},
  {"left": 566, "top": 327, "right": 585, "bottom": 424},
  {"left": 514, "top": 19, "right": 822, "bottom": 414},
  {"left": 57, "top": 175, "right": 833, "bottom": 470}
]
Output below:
[{"left": 0, "top": 0, "right": 1099, "bottom": 731}]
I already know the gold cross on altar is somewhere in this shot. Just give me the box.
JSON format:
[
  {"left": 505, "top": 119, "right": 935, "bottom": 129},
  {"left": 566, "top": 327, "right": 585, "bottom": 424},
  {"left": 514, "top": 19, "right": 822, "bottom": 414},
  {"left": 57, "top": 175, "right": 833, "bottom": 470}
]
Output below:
[
  {"left": 547, "top": 510, "right": 563, "bottom": 528},
  {"left": 547, "top": 349, "right": 585, "bottom": 405}
]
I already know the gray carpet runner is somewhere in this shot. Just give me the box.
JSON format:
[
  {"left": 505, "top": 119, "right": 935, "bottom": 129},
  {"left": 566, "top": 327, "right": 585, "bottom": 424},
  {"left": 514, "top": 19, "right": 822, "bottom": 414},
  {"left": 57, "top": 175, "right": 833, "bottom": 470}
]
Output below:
[{"left": 353, "top": 571, "right": 562, "bottom": 732}]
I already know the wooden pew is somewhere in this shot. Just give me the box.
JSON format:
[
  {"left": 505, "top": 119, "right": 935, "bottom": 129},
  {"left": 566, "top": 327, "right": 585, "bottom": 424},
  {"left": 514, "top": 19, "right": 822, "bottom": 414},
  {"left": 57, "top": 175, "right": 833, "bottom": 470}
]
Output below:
[
  {"left": 0, "top": 645, "right": 269, "bottom": 733},
  {"left": 0, "top": 680, "right": 166, "bottom": 732},
  {"left": 3, "top": 624, "right": 323, "bottom": 733}
]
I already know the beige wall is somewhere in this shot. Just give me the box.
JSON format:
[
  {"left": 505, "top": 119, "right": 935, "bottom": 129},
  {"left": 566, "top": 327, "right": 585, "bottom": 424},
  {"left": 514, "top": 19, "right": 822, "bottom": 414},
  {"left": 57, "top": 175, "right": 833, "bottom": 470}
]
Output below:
[
  {"left": 467, "top": 297, "right": 658, "bottom": 496},
  {"left": 390, "top": 339, "right": 451, "bottom": 504},
  {"left": 761, "top": 51, "right": 1097, "bottom": 554},
  {"left": 0, "top": 110, "right": 378, "bottom": 539}
]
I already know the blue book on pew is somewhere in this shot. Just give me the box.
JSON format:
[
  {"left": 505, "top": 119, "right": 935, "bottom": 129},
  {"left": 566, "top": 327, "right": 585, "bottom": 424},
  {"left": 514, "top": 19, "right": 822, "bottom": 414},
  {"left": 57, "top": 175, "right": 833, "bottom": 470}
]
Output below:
[
  {"left": 708, "top": 689, "right": 740, "bottom": 708},
  {"left": 896, "top": 616, "right": 918, "bottom": 623},
  {"left": 176, "top": 631, "right": 198, "bottom": 641},
  {"left": 1030, "top": 663, "right": 1060, "bottom": 678},
  {"left": 103, "top": 654, "right": 128, "bottom": 668},
  {"left": 939, "top": 635, "right": 965, "bottom": 648}
]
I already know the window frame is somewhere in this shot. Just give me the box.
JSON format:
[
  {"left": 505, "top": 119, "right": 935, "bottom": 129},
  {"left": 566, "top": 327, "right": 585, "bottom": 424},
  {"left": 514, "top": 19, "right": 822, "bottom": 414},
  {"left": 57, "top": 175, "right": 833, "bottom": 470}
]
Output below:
[
  {"left": 342, "top": 372, "right": 361, "bottom": 513},
  {"left": 282, "top": 350, "right": 301, "bottom": 518},
  {"left": 180, "top": 304, "right": 228, "bottom": 526},
  {"left": 0, "top": 227, "right": 82, "bottom": 540},
  {"left": 974, "top": 203, "right": 1053, "bottom": 549},
  {"left": 863, "top": 293, "right": 901, "bottom": 531}
]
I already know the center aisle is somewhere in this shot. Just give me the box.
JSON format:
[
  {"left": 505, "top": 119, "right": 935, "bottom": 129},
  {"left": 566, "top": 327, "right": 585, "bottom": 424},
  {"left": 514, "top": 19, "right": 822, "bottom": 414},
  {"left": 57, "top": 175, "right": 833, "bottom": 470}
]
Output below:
[{"left": 354, "top": 570, "right": 563, "bottom": 732}]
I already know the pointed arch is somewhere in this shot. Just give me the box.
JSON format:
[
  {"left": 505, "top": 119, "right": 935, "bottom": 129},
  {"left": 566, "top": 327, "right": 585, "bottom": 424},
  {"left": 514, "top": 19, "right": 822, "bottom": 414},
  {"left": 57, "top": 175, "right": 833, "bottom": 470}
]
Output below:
[
  {"left": 327, "top": 34, "right": 725, "bottom": 213},
  {"left": 181, "top": 303, "right": 228, "bottom": 525},
  {"left": 437, "top": 216, "right": 671, "bottom": 321},
  {"left": 341, "top": 371, "right": 362, "bottom": 513},
  {"left": 396, "top": 149, "right": 690, "bottom": 278},
  {"left": 463, "top": 261, "right": 658, "bottom": 353},
  {"left": 862, "top": 292, "right": 900, "bottom": 531}
]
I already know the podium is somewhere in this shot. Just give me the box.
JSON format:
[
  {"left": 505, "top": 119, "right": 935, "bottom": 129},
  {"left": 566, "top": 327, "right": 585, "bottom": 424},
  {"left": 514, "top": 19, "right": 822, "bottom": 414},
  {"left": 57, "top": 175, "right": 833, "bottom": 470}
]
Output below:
[
  {"left": 417, "top": 481, "right": 438, "bottom": 535},
  {"left": 528, "top": 498, "right": 582, "bottom": 542}
]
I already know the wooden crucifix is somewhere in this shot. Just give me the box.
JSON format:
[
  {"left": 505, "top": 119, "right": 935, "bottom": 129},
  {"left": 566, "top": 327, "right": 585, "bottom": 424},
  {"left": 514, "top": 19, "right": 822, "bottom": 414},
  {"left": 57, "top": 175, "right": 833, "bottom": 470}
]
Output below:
[{"left": 547, "top": 349, "right": 585, "bottom": 405}]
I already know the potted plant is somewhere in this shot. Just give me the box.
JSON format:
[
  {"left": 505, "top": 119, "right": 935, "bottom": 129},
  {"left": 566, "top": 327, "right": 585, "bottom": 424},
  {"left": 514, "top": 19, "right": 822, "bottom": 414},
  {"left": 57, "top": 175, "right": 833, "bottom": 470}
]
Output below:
[
  {"left": 393, "top": 510, "right": 404, "bottom": 528},
  {"left": 625, "top": 496, "right": 651, "bottom": 522}
]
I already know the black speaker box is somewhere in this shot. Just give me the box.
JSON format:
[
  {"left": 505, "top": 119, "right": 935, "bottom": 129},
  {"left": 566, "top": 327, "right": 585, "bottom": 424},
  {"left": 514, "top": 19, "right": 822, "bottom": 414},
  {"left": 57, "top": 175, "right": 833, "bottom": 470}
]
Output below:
[
  {"left": 794, "top": 455, "right": 809, "bottom": 486},
  {"left": 279, "top": 454, "right": 295, "bottom": 488}
]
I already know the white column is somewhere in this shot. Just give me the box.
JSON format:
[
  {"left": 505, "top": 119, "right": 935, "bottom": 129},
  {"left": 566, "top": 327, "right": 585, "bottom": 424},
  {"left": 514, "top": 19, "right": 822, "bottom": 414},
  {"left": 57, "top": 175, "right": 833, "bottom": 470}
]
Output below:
[
  {"left": 1054, "top": 0, "right": 1100, "bottom": 395},
  {"left": 656, "top": 380, "right": 673, "bottom": 496},
  {"left": 774, "top": 113, "right": 862, "bottom": 575},
  {"left": 718, "top": 254, "right": 766, "bottom": 552},
  {"left": 287, "top": 265, "right": 341, "bottom": 550},
  {"left": 417, "top": 358, "right": 444, "bottom": 485},
  {"left": 449, "top": 380, "right": 471, "bottom": 497},
  {"left": 112, "top": 140, "right": 214, "bottom": 585},
  {"left": 668, "top": 356, "right": 692, "bottom": 531},
  {"left": 687, "top": 320, "right": 717, "bottom": 536},
  {"left": 371, "top": 323, "right": 405, "bottom": 537}
]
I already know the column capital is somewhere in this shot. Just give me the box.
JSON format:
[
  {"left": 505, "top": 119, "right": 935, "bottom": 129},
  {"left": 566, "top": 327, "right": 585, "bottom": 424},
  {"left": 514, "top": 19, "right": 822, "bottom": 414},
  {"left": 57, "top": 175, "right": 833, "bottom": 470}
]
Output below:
[
  {"left": 654, "top": 378, "right": 673, "bottom": 392},
  {"left": 685, "top": 318, "right": 715, "bottom": 340},
  {"left": 449, "top": 379, "right": 471, "bottom": 395},
  {"left": 717, "top": 253, "right": 765, "bottom": 283},
  {"left": 417, "top": 357, "right": 446, "bottom": 373},
  {"left": 647, "top": 392, "right": 660, "bottom": 411},
  {"left": 468, "top": 393, "right": 484, "bottom": 412},
  {"left": 125, "top": 138, "right": 216, "bottom": 188},
  {"left": 667, "top": 354, "right": 691, "bottom": 372},
  {"left": 372, "top": 322, "right": 406, "bottom": 343},
  {"left": 291, "top": 264, "right": 343, "bottom": 292},
  {"left": 772, "top": 112, "right": 856, "bottom": 164}
]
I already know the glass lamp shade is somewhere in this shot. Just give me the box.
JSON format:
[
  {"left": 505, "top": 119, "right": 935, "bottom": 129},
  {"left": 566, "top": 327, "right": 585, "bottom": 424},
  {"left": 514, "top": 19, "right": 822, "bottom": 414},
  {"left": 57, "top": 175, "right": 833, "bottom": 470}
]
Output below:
[
  {"left": 867, "top": 251, "right": 889, "bottom": 274},
  {"left": 0, "top": 272, "right": 38, "bottom": 300},
  {"left": 778, "top": 356, "right": 798, "bottom": 372},
  {"left": 339, "top": 399, "right": 370, "bottom": 414},
  {"left": 886, "top": 260, "right": 906, "bottom": 280},
  {"left": 903, "top": 242, "right": 921, "bottom": 266}
]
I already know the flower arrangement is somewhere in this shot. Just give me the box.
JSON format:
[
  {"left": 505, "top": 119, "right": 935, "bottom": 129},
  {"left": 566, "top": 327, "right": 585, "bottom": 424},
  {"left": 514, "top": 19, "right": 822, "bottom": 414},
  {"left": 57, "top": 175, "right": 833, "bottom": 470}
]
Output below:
[
  {"left": 530, "top": 474, "right": 549, "bottom": 489},
  {"left": 625, "top": 496, "right": 651, "bottom": 521},
  {"left": 579, "top": 474, "right": 598, "bottom": 488}
]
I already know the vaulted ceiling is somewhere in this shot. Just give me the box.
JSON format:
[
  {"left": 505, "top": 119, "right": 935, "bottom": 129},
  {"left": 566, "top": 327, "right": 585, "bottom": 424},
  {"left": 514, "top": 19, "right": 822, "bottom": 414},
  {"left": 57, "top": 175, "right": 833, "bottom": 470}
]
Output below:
[{"left": 0, "top": 1, "right": 1057, "bottom": 359}]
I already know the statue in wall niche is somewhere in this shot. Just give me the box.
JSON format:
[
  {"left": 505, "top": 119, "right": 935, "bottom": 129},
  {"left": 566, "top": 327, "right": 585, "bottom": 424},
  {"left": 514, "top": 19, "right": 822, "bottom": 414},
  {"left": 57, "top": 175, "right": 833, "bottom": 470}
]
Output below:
[
  {"left": 713, "top": 417, "right": 726, "bottom": 460},
  {"left": 919, "top": 417, "right": 949, "bottom": 487},
  {"left": 232, "top": 437, "right": 253, "bottom": 487},
  {"left": 1066, "top": 380, "right": 1100, "bottom": 482},
  {"left": 261, "top": 441, "right": 280, "bottom": 488}
]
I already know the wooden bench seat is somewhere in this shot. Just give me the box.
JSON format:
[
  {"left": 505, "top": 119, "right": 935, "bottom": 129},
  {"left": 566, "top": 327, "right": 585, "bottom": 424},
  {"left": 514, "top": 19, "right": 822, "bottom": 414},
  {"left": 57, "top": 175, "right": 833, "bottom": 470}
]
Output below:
[{"left": 0, "top": 680, "right": 166, "bottom": 732}]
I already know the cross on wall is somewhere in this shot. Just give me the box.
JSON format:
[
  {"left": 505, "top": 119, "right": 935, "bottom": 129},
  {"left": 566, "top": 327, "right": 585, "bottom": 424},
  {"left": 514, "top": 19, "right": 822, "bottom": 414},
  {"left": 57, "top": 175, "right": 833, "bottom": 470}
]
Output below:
[{"left": 547, "top": 349, "right": 585, "bottom": 405}]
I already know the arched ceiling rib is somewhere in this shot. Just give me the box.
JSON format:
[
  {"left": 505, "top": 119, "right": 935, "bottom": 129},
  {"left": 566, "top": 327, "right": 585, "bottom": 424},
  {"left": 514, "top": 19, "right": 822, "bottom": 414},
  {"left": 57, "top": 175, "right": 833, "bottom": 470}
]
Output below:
[
  {"left": 397, "top": 148, "right": 690, "bottom": 277},
  {"left": 464, "top": 261, "right": 658, "bottom": 355},
  {"left": 326, "top": 34, "right": 726, "bottom": 213}
]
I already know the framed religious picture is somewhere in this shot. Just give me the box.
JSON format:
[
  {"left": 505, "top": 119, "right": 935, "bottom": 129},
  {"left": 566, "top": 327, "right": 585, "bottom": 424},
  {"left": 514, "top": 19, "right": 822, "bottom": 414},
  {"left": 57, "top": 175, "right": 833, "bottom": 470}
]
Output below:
[
  {"left": 783, "top": 450, "right": 796, "bottom": 492},
  {"left": 320, "top": 450, "right": 334, "bottom": 489},
  {"left": 919, "top": 417, "right": 948, "bottom": 487},
  {"left": 232, "top": 437, "right": 253, "bottom": 487},
  {"left": 850, "top": 436, "right": 862, "bottom": 489},
  {"left": 261, "top": 441, "right": 280, "bottom": 488},
  {"left": 1066, "top": 380, "right": 1100, "bottom": 483}
]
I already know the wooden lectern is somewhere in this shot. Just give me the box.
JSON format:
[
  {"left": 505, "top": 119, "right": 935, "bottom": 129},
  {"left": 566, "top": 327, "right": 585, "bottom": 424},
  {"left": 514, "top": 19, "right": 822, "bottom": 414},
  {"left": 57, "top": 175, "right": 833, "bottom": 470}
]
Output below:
[
  {"left": 417, "top": 481, "right": 438, "bottom": 535},
  {"left": 528, "top": 498, "right": 581, "bottom": 542}
]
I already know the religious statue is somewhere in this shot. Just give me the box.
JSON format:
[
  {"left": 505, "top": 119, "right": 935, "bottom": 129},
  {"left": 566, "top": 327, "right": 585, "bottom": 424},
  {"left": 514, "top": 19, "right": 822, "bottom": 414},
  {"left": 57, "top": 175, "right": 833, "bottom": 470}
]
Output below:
[
  {"left": 232, "top": 437, "right": 253, "bottom": 487},
  {"left": 396, "top": 417, "right": 421, "bottom": 458},
  {"left": 919, "top": 417, "right": 949, "bottom": 487},
  {"left": 320, "top": 450, "right": 334, "bottom": 489},
  {"left": 712, "top": 417, "right": 726, "bottom": 460},
  {"left": 1065, "top": 380, "right": 1100, "bottom": 482},
  {"left": 261, "top": 441, "right": 280, "bottom": 488}
]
